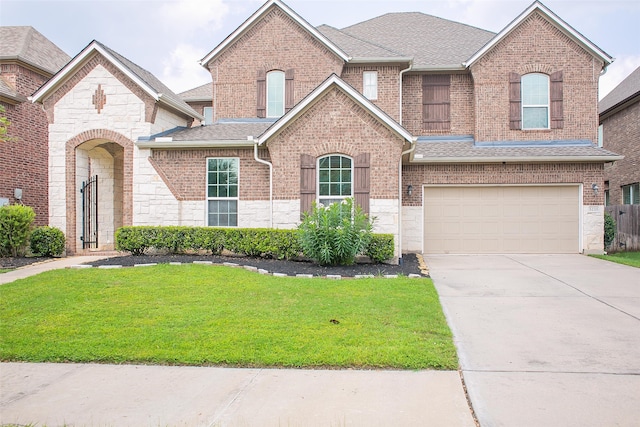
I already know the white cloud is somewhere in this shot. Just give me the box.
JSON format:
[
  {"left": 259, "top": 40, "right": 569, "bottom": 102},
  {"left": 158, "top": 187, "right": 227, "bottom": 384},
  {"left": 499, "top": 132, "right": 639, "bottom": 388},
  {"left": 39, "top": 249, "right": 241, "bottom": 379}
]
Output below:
[
  {"left": 158, "top": 0, "right": 231, "bottom": 36},
  {"left": 161, "top": 43, "right": 212, "bottom": 93},
  {"left": 600, "top": 55, "right": 640, "bottom": 100}
]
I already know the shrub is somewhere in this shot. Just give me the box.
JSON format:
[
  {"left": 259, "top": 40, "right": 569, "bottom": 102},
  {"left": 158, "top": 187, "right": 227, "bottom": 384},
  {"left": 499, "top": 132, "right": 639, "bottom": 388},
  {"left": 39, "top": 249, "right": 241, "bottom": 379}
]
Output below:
[
  {"left": 604, "top": 213, "right": 616, "bottom": 250},
  {"left": 30, "top": 226, "right": 65, "bottom": 257},
  {"left": 298, "top": 198, "right": 373, "bottom": 266},
  {"left": 365, "top": 234, "right": 395, "bottom": 263},
  {"left": 0, "top": 204, "right": 35, "bottom": 257}
]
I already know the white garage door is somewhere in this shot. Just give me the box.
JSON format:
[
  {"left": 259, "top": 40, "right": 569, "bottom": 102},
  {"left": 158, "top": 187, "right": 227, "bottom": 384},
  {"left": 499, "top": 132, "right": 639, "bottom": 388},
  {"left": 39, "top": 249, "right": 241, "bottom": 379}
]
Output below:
[{"left": 424, "top": 185, "right": 580, "bottom": 254}]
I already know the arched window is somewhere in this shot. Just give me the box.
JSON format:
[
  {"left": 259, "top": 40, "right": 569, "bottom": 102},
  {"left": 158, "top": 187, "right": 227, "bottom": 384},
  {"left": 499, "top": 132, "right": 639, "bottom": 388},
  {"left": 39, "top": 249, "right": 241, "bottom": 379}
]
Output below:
[
  {"left": 318, "top": 155, "right": 352, "bottom": 206},
  {"left": 266, "top": 70, "right": 285, "bottom": 118},
  {"left": 521, "top": 73, "right": 549, "bottom": 129}
]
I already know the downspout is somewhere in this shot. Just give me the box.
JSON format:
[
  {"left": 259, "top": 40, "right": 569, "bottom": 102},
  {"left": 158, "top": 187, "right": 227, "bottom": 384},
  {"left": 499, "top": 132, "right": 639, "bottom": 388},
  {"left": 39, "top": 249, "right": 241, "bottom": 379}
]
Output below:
[
  {"left": 254, "top": 141, "right": 273, "bottom": 228},
  {"left": 398, "top": 138, "right": 417, "bottom": 265},
  {"left": 399, "top": 61, "right": 413, "bottom": 124}
]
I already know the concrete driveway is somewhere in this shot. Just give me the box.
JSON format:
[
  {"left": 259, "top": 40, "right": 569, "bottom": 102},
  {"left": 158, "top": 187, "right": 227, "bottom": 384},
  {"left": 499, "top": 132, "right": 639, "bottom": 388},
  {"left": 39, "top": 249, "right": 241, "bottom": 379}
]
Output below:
[{"left": 426, "top": 254, "right": 640, "bottom": 427}]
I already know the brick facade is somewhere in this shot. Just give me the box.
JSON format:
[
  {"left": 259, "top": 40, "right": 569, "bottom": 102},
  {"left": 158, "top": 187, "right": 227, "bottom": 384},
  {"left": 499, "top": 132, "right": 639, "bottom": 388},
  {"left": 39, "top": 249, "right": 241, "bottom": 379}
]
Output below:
[
  {"left": 402, "top": 73, "right": 475, "bottom": 136},
  {"left": 0, "top": 64, "right": 51, "bottom": 225},
  {"left": 602, "top": 100, "right": 640, "bottom": 204},
  {"left": 470, "top": 12, "right": 602, "bottom": 143},
  {"left": 402, "top": 162, "right": 605, "bottom": 207},
  {"left": 150, "top": 148, "right": 270, "bottom": 201},
  {"left": 267, "top": 87, "right": 405, "bottom": 202},
  {"left": 207, "top": 7, "right": 344, "bottom": 121},
  {"left": 341, "top": 65, "right": 401, "bottom": 121}
]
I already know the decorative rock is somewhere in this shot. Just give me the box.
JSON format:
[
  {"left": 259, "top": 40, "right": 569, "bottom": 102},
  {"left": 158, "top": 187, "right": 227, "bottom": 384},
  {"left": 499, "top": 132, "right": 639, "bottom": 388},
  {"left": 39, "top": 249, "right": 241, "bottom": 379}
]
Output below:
[
  {"left": 383, "top": 274, "right": 398, "bottom": 279},
  {"left": 258, "top": 269, "right": 269, "bottom": 275},
  {"left": 326, "top": 275, "right": 341, "bottom": 280},
  {"left": 354, "top": 274, "right": 374, "bottom": 279},
  {"left": 296, "top": 274, "right": 314, "bottom": 278},
  {"left": 134, "top": 263, "right": 157, "bottom": 267},
  {"left": 169, "top": 262, "right": 182, "bottom": 265},
  {"left": 193, "top": 261, "right": 213, "bottom": 265},
  {"left": 273, "top": 272, "right": 287, "bottom": 277},
  {"left": 243, "top": 265, "right": 258, "bottom": 272},
  {"left": 98, "top": 265, "right": 122, "bottom": 269},
  {"left": 408, "top": 274, "right": 422, "bottom": 278},
  {"left": 68, "top": 265, "right": 93, "bottom": 269},
  {"left": 223, "top": 262, "right": 239, "bottom": 267}
]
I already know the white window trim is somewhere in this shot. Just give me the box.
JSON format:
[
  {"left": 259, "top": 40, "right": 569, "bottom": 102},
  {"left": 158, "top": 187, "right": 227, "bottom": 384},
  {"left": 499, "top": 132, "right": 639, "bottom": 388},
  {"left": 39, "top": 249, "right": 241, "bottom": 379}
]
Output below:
[
  {"left": 363, "top": 71, "right": 378, "bottom": 100},
  {"left": 206, "top": 157, "right": 240, "bottom": 227},
  {"left": 266, "top": 70, "right": 285, "bottom": 118},
  {"left": 521, "top": 73, "right": 550, "bottom": 130},
  {"left": 317, "top": 154, "right": 353, "bottom": 206}
]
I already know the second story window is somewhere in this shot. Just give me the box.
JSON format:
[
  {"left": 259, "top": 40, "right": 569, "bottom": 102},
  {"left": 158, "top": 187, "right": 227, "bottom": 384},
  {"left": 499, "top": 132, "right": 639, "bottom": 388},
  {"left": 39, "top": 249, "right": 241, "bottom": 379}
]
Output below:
[
  {"left": 521, "top": 73, "right": 549, "bottom": 129},
  {"left": 363, "top": 71, "right": 378, "bottom": 100},
  {"left": 422, "top": 74, "right": 451, "bottom": 131},
  {"left": 203, "top": 106, "right": 213, "bottom": 125},
  {"left": 267, "top": 71, "right": 285, "bottom": 118}
]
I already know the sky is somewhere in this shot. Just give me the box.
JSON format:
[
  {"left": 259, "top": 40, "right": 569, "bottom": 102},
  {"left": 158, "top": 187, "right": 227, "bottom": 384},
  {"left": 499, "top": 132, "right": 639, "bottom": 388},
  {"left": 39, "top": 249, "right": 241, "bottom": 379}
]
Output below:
[{"left": 1, "top": 0, "right": 639, "bottom": 99}]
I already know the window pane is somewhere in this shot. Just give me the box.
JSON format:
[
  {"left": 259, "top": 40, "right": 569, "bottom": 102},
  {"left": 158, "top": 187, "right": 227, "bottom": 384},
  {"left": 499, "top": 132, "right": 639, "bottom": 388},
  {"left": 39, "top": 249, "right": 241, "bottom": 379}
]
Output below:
[
  {"left": 522, "top": 74, "right": 549, "bottom": 105},
  {"left": 318, "top": 155, "right": 352, "bottom": 200},
  {"left": 330, "top": 156, "right": 341, "bottom": 168},
  {"left": 342, "top": 157, "right": 351, "bottom": 168},
  {"left": 208, "top": 186, "right": 218, "bottom": 198},
  {"left": 204, "top": 107, "right": 213, "bottom": 125},
  {"left": 523, "top": 107, "right": 548, "bottom": 128},
  {"left": 267, "top": 71, "right": 284, "bottom": 118},
  {"left": 319, "top": 170, "right": 329, "bottom": 183},
  {"left": 330, "top": 183, "right": 340, "bottom": 195},
  {"left": 342, "top": 183, "right": 351, "bottom": 195},
  {"left": 633, "top": 184, "right": 640, "bottom": 205},
  {"left": 319, "top": 183, "right": 330, "bottom": 196},
  {"left": 208, "top": 200, "right": 237, "bottom": 226},
  {"left": 623, "top": 185, "right": 631, "bottom": 204},
  {"left": 341, "top": 170, "right": 351, "bottom": 182}
]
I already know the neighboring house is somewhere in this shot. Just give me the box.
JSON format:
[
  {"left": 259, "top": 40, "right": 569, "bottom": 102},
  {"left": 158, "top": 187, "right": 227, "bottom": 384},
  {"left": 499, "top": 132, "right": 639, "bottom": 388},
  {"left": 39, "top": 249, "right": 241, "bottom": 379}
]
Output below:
[
  {"left": 0, "top": 26, "right": 70, "bottom": 225},
  {"left": 599, "top": 66, "right": 639, "bottom": 206},
  {"left": 31, "top": 0, "right": 621, "bottom": 257}
]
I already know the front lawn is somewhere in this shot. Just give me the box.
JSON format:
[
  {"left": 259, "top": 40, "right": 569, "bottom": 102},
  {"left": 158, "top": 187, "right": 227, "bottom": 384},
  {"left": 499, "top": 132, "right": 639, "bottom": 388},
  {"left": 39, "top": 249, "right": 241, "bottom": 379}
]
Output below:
[
  {"left": 0, "top": 264, "right": 456, "bottom": 370},
  {"left": 591, "top": 251, "right": 640, "bottom": 268}
]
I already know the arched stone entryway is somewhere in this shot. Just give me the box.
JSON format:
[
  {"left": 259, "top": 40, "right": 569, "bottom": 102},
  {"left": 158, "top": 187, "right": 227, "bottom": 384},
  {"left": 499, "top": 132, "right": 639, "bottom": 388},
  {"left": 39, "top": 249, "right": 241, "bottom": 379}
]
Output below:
[{"left": 65, "top": 130, "right": 133, "bottom": 255}]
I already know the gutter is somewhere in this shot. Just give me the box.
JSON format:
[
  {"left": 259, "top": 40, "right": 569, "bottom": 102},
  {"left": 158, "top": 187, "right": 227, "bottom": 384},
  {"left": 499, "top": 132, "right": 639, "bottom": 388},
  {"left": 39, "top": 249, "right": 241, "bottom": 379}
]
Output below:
[
  {"left": 254, "top": 141, "right": 273, "bottom": 228},
  {"left": 397, "top": 138, "right": 417, "bottom": 265},
  {"left": 158, "top": 93, "right": 204, "bottom": 121},
  {"left": 410, "top": 155, "right": 625, "bottom": 163},
  {"left": 399, "top": 60, "right": 413, "bottom": 124},
  {"left": 136, "top": 139, "right": 255, "bottom": 149}
]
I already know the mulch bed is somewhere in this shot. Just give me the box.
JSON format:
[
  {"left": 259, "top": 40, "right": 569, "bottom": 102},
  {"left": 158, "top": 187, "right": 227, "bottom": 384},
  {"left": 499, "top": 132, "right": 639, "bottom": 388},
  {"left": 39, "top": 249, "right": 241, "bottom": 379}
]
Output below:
[
  {"left": 0, "top": 256, "right": 53, "bottom": 269},
  {"left": 86, "top": 253, "right": 426, "bottom": 277}
]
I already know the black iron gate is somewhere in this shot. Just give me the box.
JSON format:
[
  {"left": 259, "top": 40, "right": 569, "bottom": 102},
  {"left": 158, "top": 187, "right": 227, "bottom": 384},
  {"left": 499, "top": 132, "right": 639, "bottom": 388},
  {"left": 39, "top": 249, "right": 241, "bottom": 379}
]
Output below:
[{"left": 81, "top": 175, "right": 98, "bottom": 249}]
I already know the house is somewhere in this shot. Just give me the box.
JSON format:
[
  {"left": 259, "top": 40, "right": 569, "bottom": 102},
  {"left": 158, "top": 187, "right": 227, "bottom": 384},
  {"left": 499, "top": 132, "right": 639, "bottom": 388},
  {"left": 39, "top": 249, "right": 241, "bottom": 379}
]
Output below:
[
  {"left": 599, "top": 66, "right": 639, "bottom": 206},
  {"left": 0, "top": 26, "right": 70, "bottom": 225},
  {"left": 30, "top": 0, "right": 622, "bottom": 257}
]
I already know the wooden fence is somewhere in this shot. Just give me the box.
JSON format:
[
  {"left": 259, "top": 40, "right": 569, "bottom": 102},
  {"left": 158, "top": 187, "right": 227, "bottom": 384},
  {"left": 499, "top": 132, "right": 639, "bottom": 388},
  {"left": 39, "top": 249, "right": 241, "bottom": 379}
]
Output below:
[{"left": 605, "top": 205, "right": 640, "bottom": 252}]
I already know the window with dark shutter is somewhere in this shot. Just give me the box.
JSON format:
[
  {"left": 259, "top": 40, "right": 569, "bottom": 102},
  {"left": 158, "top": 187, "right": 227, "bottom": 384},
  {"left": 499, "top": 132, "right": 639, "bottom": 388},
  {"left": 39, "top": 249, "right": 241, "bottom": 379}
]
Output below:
[
  {"left": 509, "top": 72, "right": 522, "bottom": 130},
  {"left": 285, "top": 69, "right": 295, "bottom": 112},
  {"left": 422, "top": 75, "right": 450, "bottom": 131},
  {"left": 550, "top": 70, "right": 563, "bottom": 129},
  {"left": 257, "top": 70, "right": 266, "bottom": 118},
  {"left": 353, "top": 153, "right": 370, "bottom": 214},
  {"left": 300, "top": 154, "right": 316, "bottom": 218}
]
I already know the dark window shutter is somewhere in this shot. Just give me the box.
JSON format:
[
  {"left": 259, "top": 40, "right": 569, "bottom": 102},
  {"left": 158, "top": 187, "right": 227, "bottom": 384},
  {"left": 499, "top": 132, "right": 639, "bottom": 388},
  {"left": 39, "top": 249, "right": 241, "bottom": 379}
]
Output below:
[
  {"left": 300, "top": 154, "right": 316, "bottom": 218},
  {"left": 509, "top": 72, "right": 522, "bottom": 130},
  {"left": 550, "top": 71, "right": 564, "bottom": 129},
  {"left": 285, "top": 69, "right": 295, "bottom": 113},
  {"left": 354, "top": 153, "right": 370, "bottom": 214},
  {"left": 422, "top": 75, "right": 450, "bottom": 131},
  {"left": 257, "top": 69, "right": 266, "bottom": 118}
]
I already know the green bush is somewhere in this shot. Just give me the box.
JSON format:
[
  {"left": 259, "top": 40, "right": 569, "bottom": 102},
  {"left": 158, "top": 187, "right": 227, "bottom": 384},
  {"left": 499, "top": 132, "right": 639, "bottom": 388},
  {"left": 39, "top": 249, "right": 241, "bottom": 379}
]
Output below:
[
  {"left": 30, "top": 226, "right": 65, "bottom": 257},
  {"left": 604, "top": 213, "right": 616, "bottom": 250},
  {"left": 298, "top": 198, "right": 373, "bottom": 266},
  {"left": 0, "top": 204, "right": 35, "bottom": 257},
  {"left": 115, "top": 226, "right": 301, "bottom": 259},
  {"left": 365, "top": 234, "right": 395, "bottom": 263}
]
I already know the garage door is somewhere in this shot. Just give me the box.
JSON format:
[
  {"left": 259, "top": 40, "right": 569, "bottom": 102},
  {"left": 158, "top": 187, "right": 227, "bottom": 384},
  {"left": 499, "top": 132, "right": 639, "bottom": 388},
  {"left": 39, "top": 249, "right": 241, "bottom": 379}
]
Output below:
[{"left": 424, "top": 185, "right": 579, "bottom": 254}]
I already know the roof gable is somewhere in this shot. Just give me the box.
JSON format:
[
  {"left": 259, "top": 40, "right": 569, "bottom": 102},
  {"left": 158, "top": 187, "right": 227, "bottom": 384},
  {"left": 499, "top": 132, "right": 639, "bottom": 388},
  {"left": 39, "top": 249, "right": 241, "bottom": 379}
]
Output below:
[
  {"left": 30, "top": 40, "right": 202, "bottom": 120},
  {"left": 464, "top": 1, "right": 613, "bottom": 68},
  {"left": 0, "top": 26, "right": 70, "bottom": 75},
  {"left": 200, "top": 0, "right": 350, "bottom": 67},
  {"left": 257, "top": 74, "right": 414, "bottom": 145}
]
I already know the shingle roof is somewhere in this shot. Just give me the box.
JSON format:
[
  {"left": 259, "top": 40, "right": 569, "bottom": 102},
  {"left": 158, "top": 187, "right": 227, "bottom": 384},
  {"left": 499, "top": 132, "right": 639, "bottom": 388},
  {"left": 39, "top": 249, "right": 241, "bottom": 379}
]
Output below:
[
  {"left": 167, "top": 119, "right": 276, "bottom": 141},
  {"left": 316, "top": 25, "right": 406, "bottom": 61},
  {"left": 0, "top": 26, "right": 70, "bottom": 75},
  {"left": 178, "top": 82, "right": 213, "bottom": 102},
  {"left": 336, "top": 13, "right": 495, "bottom": 69},
  {"left": 413, "top": 139, "right": 623, "bottom": 162},
  {"left": 599, "top": 66, "right": 640, "bottom": 114}
]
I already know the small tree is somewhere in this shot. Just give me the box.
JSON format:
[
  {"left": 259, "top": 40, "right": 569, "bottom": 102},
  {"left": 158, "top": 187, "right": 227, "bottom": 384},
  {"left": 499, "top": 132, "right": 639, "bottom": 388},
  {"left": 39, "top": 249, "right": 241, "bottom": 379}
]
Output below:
[
  {"left": 298, "top": 198, "right": 373, "bottom": 266},
  {"left": 604, "top": 213, "right": 616, "bottom": 250},
  {"left": 0, "top": 204, "right": 36, "bottom": 257},
  {"left": 0, "top": 105, "right": 17, "bottom": 143}
]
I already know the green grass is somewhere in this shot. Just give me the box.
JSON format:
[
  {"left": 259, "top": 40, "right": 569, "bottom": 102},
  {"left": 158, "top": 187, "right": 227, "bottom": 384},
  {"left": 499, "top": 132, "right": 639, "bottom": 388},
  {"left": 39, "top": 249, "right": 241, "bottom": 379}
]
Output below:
[
  {"left": 0, "top": 264, "right": 456, "bottom": 370},
  {"left": 591, "top": 251, "right": 640, "bottom": 268},
  {"left": 0, "top": 268, "right": 10, "bottom": 274}
]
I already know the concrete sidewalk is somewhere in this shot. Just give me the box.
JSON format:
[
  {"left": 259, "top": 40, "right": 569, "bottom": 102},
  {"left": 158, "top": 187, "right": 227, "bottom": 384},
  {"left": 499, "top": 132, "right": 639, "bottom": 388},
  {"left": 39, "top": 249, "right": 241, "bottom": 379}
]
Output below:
[
  {"left": 0, "top": 255, "right": 113, "bottom": 285},
  {"left": 0, "top": 363, "right": 475, "bottom": 426}
]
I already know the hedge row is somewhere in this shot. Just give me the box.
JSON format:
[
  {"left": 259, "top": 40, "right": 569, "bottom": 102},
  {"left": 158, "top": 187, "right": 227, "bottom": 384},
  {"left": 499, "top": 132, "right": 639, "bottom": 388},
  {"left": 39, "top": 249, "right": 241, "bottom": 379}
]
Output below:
[{"left": 115, "top": 226, "right": 394, "bottom": 263}]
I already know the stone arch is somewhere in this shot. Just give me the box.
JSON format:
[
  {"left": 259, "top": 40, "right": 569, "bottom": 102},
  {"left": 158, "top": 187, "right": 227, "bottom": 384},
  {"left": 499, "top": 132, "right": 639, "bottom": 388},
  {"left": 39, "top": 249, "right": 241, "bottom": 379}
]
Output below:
[{"left": 65, "top": 129, "right": 134, "bottom": 254}]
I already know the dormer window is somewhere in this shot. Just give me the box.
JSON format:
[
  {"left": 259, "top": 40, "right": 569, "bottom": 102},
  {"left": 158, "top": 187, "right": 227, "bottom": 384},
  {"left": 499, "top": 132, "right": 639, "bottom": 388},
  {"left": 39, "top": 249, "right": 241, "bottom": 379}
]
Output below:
[
  {"left": 267, "top": 71, "right": 285, "bottom": 118},
  {"left": 521, "top": 73, "right": 549, "bottom": 129}
]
